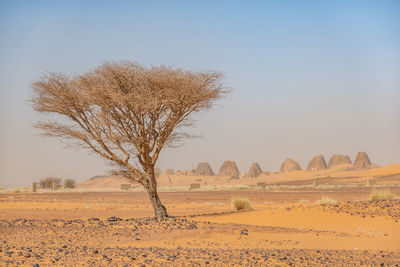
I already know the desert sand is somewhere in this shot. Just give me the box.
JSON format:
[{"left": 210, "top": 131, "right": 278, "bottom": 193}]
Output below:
[
  {"left": 1, "top": 184, "right": 400, "bottom": 265},
  {"left": 69, "top": 163, "right": 400, "bottom": 191},
  {"left": 1, "top": 164, "right": 400, "bottom": 265}
]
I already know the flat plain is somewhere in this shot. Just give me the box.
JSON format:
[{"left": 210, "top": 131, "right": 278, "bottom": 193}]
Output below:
[{"left": 1, "top": 185, "right": 400, "bottom": 266}]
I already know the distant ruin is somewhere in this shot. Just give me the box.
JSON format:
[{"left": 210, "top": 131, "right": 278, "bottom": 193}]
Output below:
[
  {"left": 353, "top": 152, "right": 371, "bottom": 168},
  {"left": 120, "top": 184, "right": 132, "bottom": 190},
  {"left": 39, "top": 177, "right": 61, "bottom": 189},
  {"left": 328, "top": 154, "right": 352, "bottom": 169},
  {"left": 194, "top": 162, "right": 214, "bottom": 176},
  {"left": 279, "top": 158, "right": 301, "bottom": 173},
  {"left": 160, "top": 151, "right": 373, "bottom": 179},
  {"left": 165, "top": 169, "right": 174, "bottom": 175},
  {"left": 176, "top": 169, "right": 195, "bottom": 176},
  {"left": 247, "top": 162, "right": 262, "bottom": 178},
  {"left": 307, "top": 155, "right": 327, "bottom": 171},
  {"left": 219, "top": 161, "right": 240, "bottom": 177}
]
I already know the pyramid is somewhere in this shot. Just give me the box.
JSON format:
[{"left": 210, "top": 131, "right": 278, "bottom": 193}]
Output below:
[
  {"left": 307, "top": 155, "right": 327, "bottom": 171},
  {"left": 218, "top": 161, "right": 240, "bottom": 177},
  {"left": 327, "top": 154, "right": 352, "bottom": 169},
  {"left": 279, "top": 158, "right": 301, "bottom": 173},
  {"left": 353, "top": 152, "right": 371, "bottom": 168},
  {"left": 195, "top": 162, "right": 214, "bottom": 176},
  {"left": 247, "top": 162, "right": 262, "bottom": 178}
]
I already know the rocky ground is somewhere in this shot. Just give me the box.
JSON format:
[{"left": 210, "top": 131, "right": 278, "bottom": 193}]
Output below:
[
  {"left": 2, "top": 245, "right": 399, "bottom": 266},
  {"left": 314, "top": 200, "right": 400, "bottom": 222},
  {"left": 1, "top": 190, "right": 400, "bottom": 266},
  {"left": 1, "top": 215, "right": 400, "bottom": 266}
]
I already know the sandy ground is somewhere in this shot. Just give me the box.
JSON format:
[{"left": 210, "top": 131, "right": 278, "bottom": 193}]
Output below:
[
  {"left": 1, "top": 189, "right": 400, "bottom": 266},
  {"left": 154, "top": 164, "right": 400, "bottom": 187},
  {"left": 1, "top": 187, "right": 400, "bottom": 219},
  {"left": 71, "top": 164, "right": 400, "bottom": 191}
]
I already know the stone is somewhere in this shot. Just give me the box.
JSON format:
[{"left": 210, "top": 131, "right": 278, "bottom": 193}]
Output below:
[
  {"left": 327, "top": 154, "right": 352, "bottom": 169},
  {"left": 353, "top": 152, "right": 371, "bottom": 168},
  {"left": 218, "top": 161, "right": 240, "bottom": 177},
  {"left": 247, "top": 162, "right": 262, "bottom": 178},
  {"left": 280, "top": 158, "right": 301, "bottom": 173},
  {"left": 240, "top": 230, "right": 248, "bottom": 235},
  {"left": 107, "top": 216, "right": 121, "bottom": 222},
  {"left": 307, "top": 155, "right": 327, "bottom": 171},
  {"left": 194, "top": 162, "right": 214, "bottom": 176}
]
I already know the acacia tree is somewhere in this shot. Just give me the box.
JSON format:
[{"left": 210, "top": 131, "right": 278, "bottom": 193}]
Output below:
[{"left": 31, "top": 61, "right": 226, "bottom": 220}]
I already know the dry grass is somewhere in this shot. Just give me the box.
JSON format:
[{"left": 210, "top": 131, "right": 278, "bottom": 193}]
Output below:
[
  {"left": 316, "top": 196, "right": 337, "bottom": 205},
  {"left": 231, "top": 198, "right": 252, "bottom": 211},
  {"left": 370, "top": 189, "right": 394, "bottom": 200},
  {"left": 12, "top": 187, "right": 29, "bottom": 193}
]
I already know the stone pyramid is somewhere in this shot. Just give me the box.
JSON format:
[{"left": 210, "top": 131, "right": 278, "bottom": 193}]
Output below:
[
  {"left": 218, "top": 161, "right": 239, "bottom": 177},
  {"left": 353, "top": 152, "right": 371, "bottom": 168},
  {"left": 247, "top": 162, "right": 262, "bottom": 178},
  {"left": 279, "top": 158, "right": 301, "bottom": 173},
  {"left": 307, "top": 155, "right": 327, "bottom": 171},
  {"left": 327, "top": 154, "right": 352, "bottom": 169},
  {"left": 195, "top": 162, "right": 214, "bottom": 176}
]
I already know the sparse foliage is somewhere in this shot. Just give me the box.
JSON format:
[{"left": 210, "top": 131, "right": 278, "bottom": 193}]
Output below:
[
  {"left": 231, "top": 198, "right": 252, "bottom": 211},
  {"left": 315, "top": 196, "right": 337, "bottom": 205},
  {"left": 12, "top": 187, "right": 28, "bottom": 193},
  {"left": 31, "top": 61, "right": 227, "bottom": 219},
  {"left": 370, "top": 189, "right": 394, "bottom": 200},
  {"left": 64, "top": 179, "right": 76, "bottom": 189}
]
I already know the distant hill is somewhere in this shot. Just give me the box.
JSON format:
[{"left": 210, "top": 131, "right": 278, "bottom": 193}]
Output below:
[{"left": 75, "top": 175, "right": 136, "bottom": 189}]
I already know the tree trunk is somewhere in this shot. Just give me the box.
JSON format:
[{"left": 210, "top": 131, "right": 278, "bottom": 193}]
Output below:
[
  {"left": 146, "top": 168, "right": 168, "bottom": 220},
  {"left": 147, "top": 188, "right": 168, "bottom": 220}
]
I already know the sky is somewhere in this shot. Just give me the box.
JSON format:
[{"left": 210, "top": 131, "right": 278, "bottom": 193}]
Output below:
[{"left": 0, "top": 0, "right": 399, "bottom": 187}]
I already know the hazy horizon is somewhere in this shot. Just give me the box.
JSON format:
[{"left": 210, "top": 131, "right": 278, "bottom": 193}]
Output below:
[{"left": 1, "top": 1, "right": 399, "bottom": 188}]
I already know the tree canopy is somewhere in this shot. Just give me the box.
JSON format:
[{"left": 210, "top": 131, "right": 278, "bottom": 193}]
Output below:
[{"left": 31, "top": 61, "right": 227, "bottom": 219}]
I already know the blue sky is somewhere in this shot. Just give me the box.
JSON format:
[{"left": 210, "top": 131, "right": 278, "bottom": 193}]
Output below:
[{"left": 0, "top": 1, "right": 399, "bottom": 187}]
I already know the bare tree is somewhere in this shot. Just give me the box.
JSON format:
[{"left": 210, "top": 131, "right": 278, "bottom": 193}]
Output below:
[{"left": 31, "top": 61, "right": 226, "bottom": 220}]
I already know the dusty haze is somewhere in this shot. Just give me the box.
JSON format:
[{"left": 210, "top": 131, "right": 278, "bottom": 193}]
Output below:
[{"left": 1, "top": 1, "right": 399, "bottom": 187}]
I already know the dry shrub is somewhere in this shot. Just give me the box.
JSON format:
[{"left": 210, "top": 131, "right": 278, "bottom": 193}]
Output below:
[
  {"left": 64, "top": 179, "right": 76, "bottom": 189},
  {"left": 370, "top": 189, "right": 394, "bottom": 200},
  {"left": 13, "top": 189, "right": 21, "bottom": 193},
  {"left": 231, "top": 198, "right": 252, "bottom": 211},
  {"left": 316, "top": 196, "right": 337, "bottom": 205}
]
